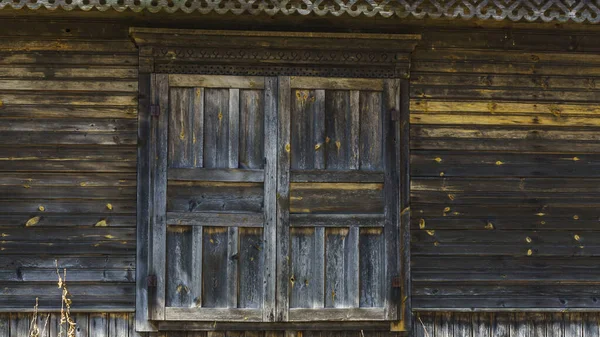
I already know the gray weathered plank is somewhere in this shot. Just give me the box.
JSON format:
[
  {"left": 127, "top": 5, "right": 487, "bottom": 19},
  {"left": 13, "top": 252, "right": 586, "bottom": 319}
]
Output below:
[
  {"left": 168, "top": 168, "right": 264, "bottom": 182},
  {"left": 276, "top": 75, "right": 291, "bottom": 321},
  {"left": 263, "top": 76, "right": 278, "bottom": 322}
]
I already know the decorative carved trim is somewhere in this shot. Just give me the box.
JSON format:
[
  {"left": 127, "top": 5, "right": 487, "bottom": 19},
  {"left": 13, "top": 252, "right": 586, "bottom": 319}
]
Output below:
[
  {"left": 131, "top": 29, "right": 420, "bottom": 78},
  {"left": 1, "top": 0, "right": 599, "bottom": 23}
]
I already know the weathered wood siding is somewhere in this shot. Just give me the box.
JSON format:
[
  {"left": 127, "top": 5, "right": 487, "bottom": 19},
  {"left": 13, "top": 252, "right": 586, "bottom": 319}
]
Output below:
[
  {"left": 410, "top": 28, "right": 600, "bottom": 310},
  {"left": 414, "top": 312, "right": 600, "bottom": 337},
  {"left": 0, "top": 20, "right": 138, "bottom": 311},
  {"left": 4, "top": 312, "right": 599, "bottom": 337}
]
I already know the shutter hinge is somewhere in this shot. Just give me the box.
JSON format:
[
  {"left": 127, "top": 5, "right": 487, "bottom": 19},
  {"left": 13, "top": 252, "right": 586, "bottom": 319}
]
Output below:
[
  {"left": 392, "top": 276, "right": 402, "bottom": 288},
  {"left": 150, "top": 104, "right": 160, "bottom": 117},
  {"left": 147, "top": 274, "right": 157, "bottom": 287},
  {"left": 390, "top": 108, "right": 399, "bottom": 121}
]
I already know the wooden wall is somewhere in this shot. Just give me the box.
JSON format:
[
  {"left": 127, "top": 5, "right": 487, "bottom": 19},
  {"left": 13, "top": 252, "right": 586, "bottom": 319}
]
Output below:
[
  {"left": 2, "top": 14, "right": 600, "bottom": 336},
  {"left": 410, "top": 28, "right": 600, "bottom": 310},
  {"left": 0, "top": 20, "right": 138, "bottom": 311},
  {"left": 3, "top": 312, "right": 598, "bottom": 337},
  {"left": 414, "top": 312, "right": 600, "bottom": 337}
]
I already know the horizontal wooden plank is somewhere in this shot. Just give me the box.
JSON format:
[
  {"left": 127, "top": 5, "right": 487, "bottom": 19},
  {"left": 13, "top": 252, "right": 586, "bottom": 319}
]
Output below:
[
  {"left": 411, "top": 73, "right": 600, "bottom": 91},
  {"left": 414, "top": 284, "right": 600, "bottom": 297},
  {"left": 411, "top": 243, "right": 600, "bottom": 257},
  {"left": 168, "top": 182, "right": 264, "bottom": 213},
  {"left": 411, "top": 177, "right": 600, "bottom": 193},
  {"left": 157, "top": 321, "right": 390, "bottom": 330},
  {"left": 0, "top": 200, "right": 135, "bottom": 214},
  {"left": 410, "top": 217, "right": 600, "bottom": 231},
  {"left": 164, "top": 308, "right": 263, "bottom": 322},
  {"left": 411, "top": 99, "right": 600, "bottom": 116},
  {"left": 288, "top": 308, "right": 386, "bottom": 321},
  {"left": 290, "top": 214, "right": 384, "bottom": 227},
  {"left": 411, "top": 126, "right": 600, "bottom": 142},
  {"left": 290, "top": 77, "right": 384, "bottom": 91},
  {"left": 411, "top": 151, "right": 600, "bottom": 177},
  {"left": 0, "top": 241, "right": 134, "bottom": 255},
  {"left": 412, "top": 297, "right": 600, "bottom": 310},
  {"left": 0, "top": 186, "right": 135, "bottom": 200},
  {"left": 412, "top": 60, "right": 600, "bottom": 76},
  {"left": 0, "top": 92, "right": 137, "bottom": 106},
  {"left": 0, "top": 105, "right": 137, "bottom": 119},
  {"left": 0, "top": 227, "right": 134, "bottom": 242},
  {"left": 0, "top": 79, "right": 136, "bottom": 93},
  {"left": 290, "top": 182, "right": 383, "bottom": 213},
  {"left": 0, "top": 173, "right": 136, "bottom": 187},
  {"left": 413, "top": 230, "right": 600, "bottom": 245},
  {"left": 0, "top": 52, "right": 138, "bottom": 66},
  {"left": 169, "top": 75, "right": 264, "bottom": 89},
  {"left": 413, "top": 204, "right": 599, "bottom": 219},
  {"left": 0, "top": 132, "right": 136, "bottom": 145},
  {"left": 290, "top": 170, "right": 384, "bottom": 183},
  {"left": 0, "top": 66, "right": 137, "bottom": 79},
  {"left": 0, "top": 39, "right": 137, "bottom": 52},
  {"left": 168, "top": 168, "right": 264, "bottom": 182},
  {"left": 0, "top": 269, "right": 133, "bottom": 283},
  {"left": 166, "top": 212, "right": 264, "bottom": 227},
  {"left": 411, "top": 113, "right": 600, "bottom": 127}
]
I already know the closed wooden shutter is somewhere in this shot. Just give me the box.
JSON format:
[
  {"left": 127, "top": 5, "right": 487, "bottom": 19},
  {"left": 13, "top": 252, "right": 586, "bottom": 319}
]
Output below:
[
  {"left": 147, "top": 74, "right": 404, "bottom": 324},
  {"left": 149, "top": 75, "right": 278, "bottom": 321},
  {"left": 276, "top": 77, "right": 401, "bottom": 322}
]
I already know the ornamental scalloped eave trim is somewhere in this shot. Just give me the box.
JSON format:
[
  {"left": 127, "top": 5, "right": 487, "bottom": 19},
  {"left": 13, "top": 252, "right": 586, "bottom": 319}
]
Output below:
[{"left": 1, "top": 0, "right": 599, "bottom": 23}]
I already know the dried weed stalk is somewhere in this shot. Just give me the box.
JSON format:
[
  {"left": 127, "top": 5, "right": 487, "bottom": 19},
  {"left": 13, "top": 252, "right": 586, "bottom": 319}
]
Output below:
[{"left": 28, "top": 260, "right": 76, "bottom": 337}]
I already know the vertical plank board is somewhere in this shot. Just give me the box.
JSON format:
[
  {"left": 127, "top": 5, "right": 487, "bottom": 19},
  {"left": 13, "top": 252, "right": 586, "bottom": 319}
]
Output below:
[
  {"left": 239, "top": 228, "right": 265, "bottom": 309},
  {"left": 349, "top": 90, "right": 360, "bottom": 170},
  {"left": 399, "top": 79, "right": 411, "bottom": 329},
  {"left": 473, "top": 313, "right": 492, "bottom": 337},
  {"left": 383, "top": 78, "right": 400, "bottom": 321},
  {"left": 74, "top": 313, "right": 89, "bottom": 337},
  {"left": 108, "top": 313, "right": 128, "bottom": 337},
  {"left": 168, "top": 88, "right": 193, "bottom": 168},
  {"left": 359, "top": 227, "right": 384, "bottom": 308},
  {"left": 151, "top": 73, "right": 169, "bottom": 320},
  {"left": 584, "top": 313, "right": 599, "bottom": 337},
  {"left": 48, "top": 313, "right": 61, "bottom": 337},
  {"left": 291, "top": 89, "right": 315, "bottom": 170},
  {"left": 314, "top": 226, "right": 325, "bottom": 309},
  {"left": 192, "top": 87, "right": 205, "bottom": 168},
  {"left": 324, "top": 227, "right": 358, "bottom": 308},
  {"left": 136, "top": 72, "right": 155, "bottom": 332},
  {"left": 263, "top": 77, "right": 278, "bottom": 321},
  {"left": 166, "top": 226, "right": 193, "bottom": 308},
  {"left": 229, "top": 88, "right": 240, "bottom": 169},
  {"left": 566, "top": 313, "right": 583, "bottom": 337},
  {"left": 89, "top": 313, "right": 108, "bottom": 337},
  {"left": 492, "top": 313, "right": 511, "bottom": 337},
  {"left": 191, "top": 226, "right": 203, "bottom": 308},
  {"left": 532, "top": 313, "right": 547, "bottom": 337},
  {"left": 359, "top": 91, "right": 383, "bottom": 171},
  {"left": 347, "top": 226, "right": 360, "bottom": 308},
  {"left": 204, "top": 88, "right": 230, "bottom": 169},
  {"left": 547, "top": 313, "right": 565, "bottom": 337},
  {"left": 227, "top": 226, "right": 239, "bottom": 308},
  {"left": 313, "top": 90, "right": 326, "bottom": 170},
  {"left": 325, "top": 90, "right": 350, "bottom": 170},
  {"left": 437, "top": 312, "right": 453, "bottom": 337},
  {"left": 202, "top": 226, "right": 229, "bottom": 308},
  {"left": 453, "top": 312, "right": 472, "bottom": 337},
  {"left": 240, "top": 89, "right": 264, "bottom": 169},
  {"left": 0, "top": 314, "right": 8, "bottom": 337},
  {"left": 290, "top": 227, "right": 316, "bottom": 308},
  {"left": 227, "top": 88, "right": 240, "bottom": 309},
  {"left": 512, "top": 312, "right": 529, "bottom": 337},
  {"left": 276, "top": 76, "right": 291, "bottom": 322},
  {"left": 10, "top": 313, "right": 29, "bottom": 337}
]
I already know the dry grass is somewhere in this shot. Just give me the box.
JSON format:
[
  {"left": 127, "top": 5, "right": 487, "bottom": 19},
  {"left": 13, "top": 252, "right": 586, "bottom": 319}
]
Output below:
[{"left": 28, "top": 260, "right": 76, "bottom": 337}]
